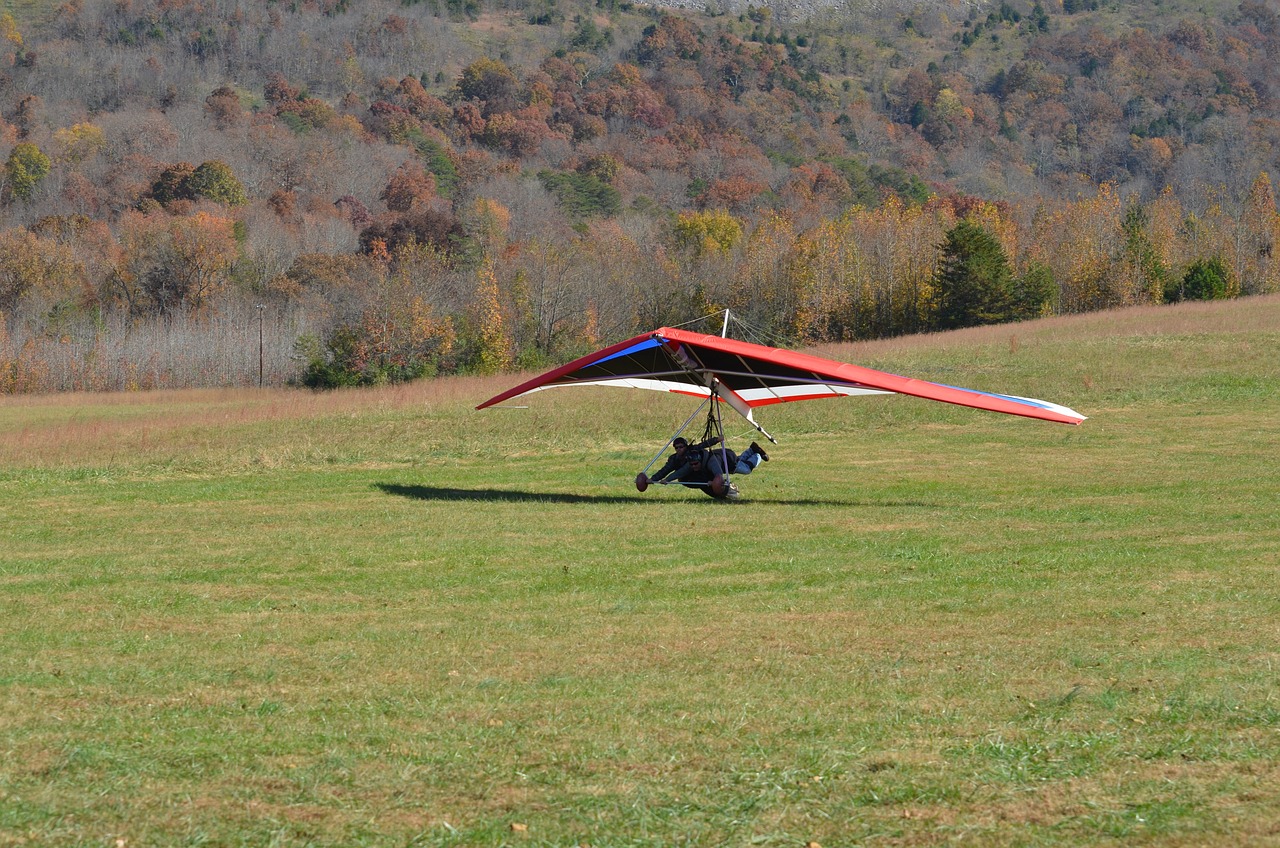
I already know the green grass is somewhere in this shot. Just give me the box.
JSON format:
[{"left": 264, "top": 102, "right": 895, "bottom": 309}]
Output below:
[{"left": 3, "top": 297, "right": 1279, "bottom": 846}]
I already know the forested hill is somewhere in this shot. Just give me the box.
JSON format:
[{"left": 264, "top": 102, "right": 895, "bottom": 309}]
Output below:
[{"left": 1, "top": 0, "right": 1278, "bottom": 393}]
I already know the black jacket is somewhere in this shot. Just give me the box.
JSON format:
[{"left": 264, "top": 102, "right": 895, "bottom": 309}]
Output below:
[{"left": 648, "top": 437, "right": 720, "bottom": 483}]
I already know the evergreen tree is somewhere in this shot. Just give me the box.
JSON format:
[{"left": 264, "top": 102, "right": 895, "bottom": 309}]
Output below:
[
  {"left": 933, "top": 219, "right": 1015, "bottom": 329},
  {"left": 1118, "top": 202, "right": 1168, "bottom": 304},
  {"left": 1167, "top": 257, "right": 1230, "bottom": 302},
  {"left": 1013, "top": 261, "right": 1058, "bottom": 319}
]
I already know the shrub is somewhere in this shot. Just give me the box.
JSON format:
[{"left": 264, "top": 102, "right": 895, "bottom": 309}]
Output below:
[
  {"left": 297, "top": 296, "right": 454, "bottom": 388},
  {"left": 1166, "top": 257, "right": 1230, "bottom": 302}
]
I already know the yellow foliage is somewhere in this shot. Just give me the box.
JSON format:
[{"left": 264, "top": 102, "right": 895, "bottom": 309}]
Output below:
[
  {"left": 0, "top": 13, "right": 21, "bottom": 48},
  {"left": 470, "top": 197, "right": 511, "bottom": 254},
  {"left": 331, "top": 113, "right": 367, "bottom": 140},
  {"left": 1239, "top": 172, "right": 1280, "bottom": 295},
  {"left": 1147, "top": 186, "right": 1184, "bottom": 274},
  {"left": 614, "top": 63, "right": 644, "bottom": 88},
  {"left": 528, "top": 81, "right": 553, "bottom": 107},
  {"left": 53, "top": 123, "right": 107, "bottom": 164},
  {"left": 933, "top": 88, "right": 964, "bottom": 122},
  {"left": 0, "top": 228, "right": 84, "bottom": 308},
  {"left": 581, "top": 303, "right": 600, "bottom": 347},
  {"left": 674, "top": 209, "right": 742, "bottom": 255},
  {"left": 966, "top": 201, "right": 1017, "bottom": 264},
  {"left": 474, "top": 259, "right": 512, "bottom": 374}
]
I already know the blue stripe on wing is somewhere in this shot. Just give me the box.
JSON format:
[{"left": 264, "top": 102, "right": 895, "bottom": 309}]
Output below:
[
  {"left": 589, "top": 337, "right": 664, "bottom": 367},
  {"left": 938, "top": 383, "right": 1054, "bottom": 410}
]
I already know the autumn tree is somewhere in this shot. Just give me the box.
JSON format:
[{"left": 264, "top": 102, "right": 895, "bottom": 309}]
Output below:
[
  {"left": 334, "top": 196, "right": 374, "bottom": 230},
  {"left": 3, "top": 143, "right": 51, "bottom": 202},
  {"left": 53, "top": 123, "right": 107, "bottom": 165},
  {"left": 30, "top": 215, "right": 119, "bottom": 309},
  {"left": 841, "top": 198, "right": 943, "bottom": 339},
  {"left": 674, "top": 210, "right": 742, "bottom": 255},
  {"left": 1034, "top": 183, "right": 1123, "bottom": 313},
  {"left": 0, "top": 12, "right": 21, "bottom": 49},
  {"left": 148, "top": 161, "right": 246, "bottom": 207},
  {"left": 577, "top": 154, "right": 620, "bottom": 184},
  {"left": 786, "top": 218, "right": 859, "bottom": 342},
  {"left": 264, "top": 73, "right": 302, "bottom": 107},
  {"left": 1113, "top": 201, "right": 1169, "bottom": 306},
  {"left": 381, "top": 162, "right": 436, "bottom": 212},
  {"left": 733, "top": 213, "right": 800, "bottom": 338},
  {"left": 204, "top": 85, "right": 245, "bottom": 128},
  {"left": 1234, "top": 173, "right": 1280, "bottom": 296},
  {"left": 0, "top": 12, "right": 23, "bottom": 66},
  {"left": 479, "top": 109, "right": 553, "bottom": 156},
  {"left": 0, "top": 229, "right": 82, "bottom": 311},
  {"left": 298, "top": 249, "right": 455, "bottom": 388},
  {"left": 359, "top": 208, "right": 465, "bottom": 257},
  {"left": 455, "top": 58, "right": 522, "bottom": 116},
  {"left": 116, "top": 212, "right": 240, "bottom": 314},
  {"left": 395, "top": 77, "right": 451, "bottom": 126},
  {"left": 148, "top": 163, "right": 197, "bottom": 206},
  {"left": 186, "top": 161, "right": 248, "bottom": 206},
  {"left": 465, "top": 197, "right": 510, "bottom": 258},
  {"left": 470, "top": 258, "right": 512, "bottom": 374}
]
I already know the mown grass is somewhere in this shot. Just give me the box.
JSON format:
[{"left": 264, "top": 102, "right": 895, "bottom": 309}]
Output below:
[{"left": 3, "top": 297, "right": 1279, "bottom": 847}]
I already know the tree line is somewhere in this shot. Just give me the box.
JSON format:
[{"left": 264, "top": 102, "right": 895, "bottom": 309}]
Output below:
[
  {"left": 1, "top": 0, "right": 1279, "bottom": 392},
  {"left": 4, "top": 175, "right": 1275, "bottom": 393}
]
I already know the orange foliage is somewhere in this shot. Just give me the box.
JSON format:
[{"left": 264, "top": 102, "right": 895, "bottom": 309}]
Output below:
[{"left": 381, "top": 162, "right": 436, "bottom": 213}]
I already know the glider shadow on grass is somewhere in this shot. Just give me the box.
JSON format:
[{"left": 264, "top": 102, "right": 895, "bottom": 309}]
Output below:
[{"left": 375, "top": 482, "right": 929, "bottom": 508}]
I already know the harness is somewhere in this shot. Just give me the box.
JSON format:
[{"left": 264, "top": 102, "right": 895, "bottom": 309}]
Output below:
[{"left": 641, "top": 396, "right": 740, "bottom": 498}]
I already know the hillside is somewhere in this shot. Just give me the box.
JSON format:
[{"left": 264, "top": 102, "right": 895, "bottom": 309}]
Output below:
[{"left": 1, "top": 0, "right": 1278, "bottom": 393}]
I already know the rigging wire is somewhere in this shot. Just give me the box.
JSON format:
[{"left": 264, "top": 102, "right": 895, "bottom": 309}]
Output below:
[
  {"left": 664, "top": 308, "right": 798, "bottom": 351},
  {"left": 664, "top": 313, "right": 722, "bottom": 332},
  {"left": 725, "top": 312, "right": 798, "bottom": 349},
  {"left": 641, "top": 396, "right": 711, "bottom": 476}
]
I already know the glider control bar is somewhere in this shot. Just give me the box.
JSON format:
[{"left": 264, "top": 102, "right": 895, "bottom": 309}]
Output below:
[{"left": 663, "top": 336, "right": 779, "bottom": 444}]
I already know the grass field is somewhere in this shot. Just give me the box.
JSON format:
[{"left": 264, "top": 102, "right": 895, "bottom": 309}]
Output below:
[{"left": 3, "top": 297, "right": 1279, "bottom": 847}]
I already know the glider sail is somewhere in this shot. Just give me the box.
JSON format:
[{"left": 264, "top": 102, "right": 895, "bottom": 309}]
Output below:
[{"left": 476, "top": 327, "right": 1086, "bottom": 427}]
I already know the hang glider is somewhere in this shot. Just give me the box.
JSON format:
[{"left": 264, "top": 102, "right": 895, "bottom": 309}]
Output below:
[{"left": 476, "top": 327, "right": 1086, "bottom": 438}]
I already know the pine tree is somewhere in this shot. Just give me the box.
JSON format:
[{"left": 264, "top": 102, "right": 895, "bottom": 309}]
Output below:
[
  {"left": 1117, "top": 202, "right": 1168, "bottom": 305},
  {"left": 933, "top": 219, "right": 1014, "bottom": 330},
  {"left": 1013, "top": 261, "right": 1058, "bottom": 319},
  {"left": 1168, "top": 257, "right": 1230, "bottom": 302}
]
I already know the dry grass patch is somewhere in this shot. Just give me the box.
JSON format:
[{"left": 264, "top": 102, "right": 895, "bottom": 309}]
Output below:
[
  {"left": 815, "top": 294, "right": 1280, "bottom": 361},
  {"left": 0, "top": 374, "right": 508, "bottom": 469}
]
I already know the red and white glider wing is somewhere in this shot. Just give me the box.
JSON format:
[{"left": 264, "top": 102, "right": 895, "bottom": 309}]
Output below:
[{"left": 477, "top": 328, "right": 1085, "bottom": 425}]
